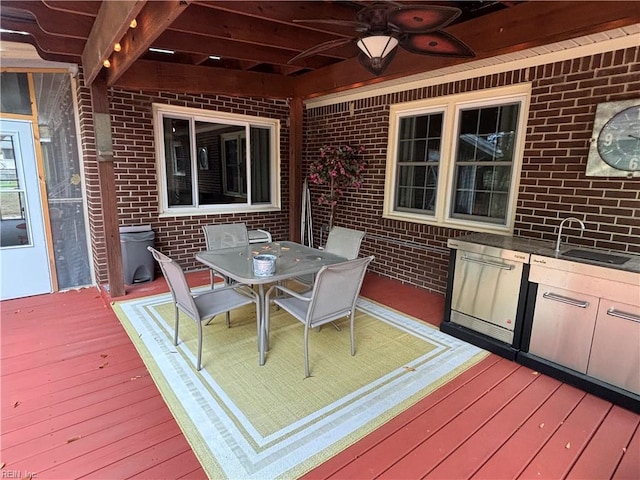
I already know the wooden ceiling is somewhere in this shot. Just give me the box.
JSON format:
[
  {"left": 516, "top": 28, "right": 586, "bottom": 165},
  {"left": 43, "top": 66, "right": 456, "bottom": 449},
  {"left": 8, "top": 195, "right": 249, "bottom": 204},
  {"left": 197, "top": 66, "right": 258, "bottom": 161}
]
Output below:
[{"left": 1, "top": 1, "right": 638, "bottom": 99}]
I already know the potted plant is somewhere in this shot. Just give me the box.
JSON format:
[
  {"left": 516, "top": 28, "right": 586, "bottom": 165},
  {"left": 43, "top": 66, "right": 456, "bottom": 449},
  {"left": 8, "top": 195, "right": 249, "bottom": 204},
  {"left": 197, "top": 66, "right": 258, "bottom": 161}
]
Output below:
[{"left": 308, "top": 144, "right": 366, "bottom": 231}]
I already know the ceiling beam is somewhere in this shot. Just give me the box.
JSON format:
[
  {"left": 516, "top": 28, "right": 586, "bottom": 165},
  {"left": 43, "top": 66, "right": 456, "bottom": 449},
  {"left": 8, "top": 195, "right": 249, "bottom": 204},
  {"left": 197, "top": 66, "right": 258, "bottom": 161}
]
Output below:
[
  {"left": 104, "top": 0, "right": 190, "bottom": 86},
  {"left": 81, "top": 0, "right": 146, "bottom": 86},
  {"left": 2, "top": 1, "right": 94, "bottom": 39},
  {"left": 293, "top": 0, "right": 640, "bottom": 98},
  {"left": 154, "top": 30, "right": 337, "bottom": 70},
  {"left": 170, "top": 4, "right": 354, "bottom": 60},
  {"left": 114, "top": 59, "right": 295, "bottom": 98},
  {"left": 41, "top": 1, "right": 101, "bottom": 16},
  {"left": 0, "top": 32, "right": 79, "bottom": 64},
  {"left": 197, "top": 1, "right": 359, "bottom": 37},
  {"left": 0, "top": 17, "right": 84, "bottom": 56}
]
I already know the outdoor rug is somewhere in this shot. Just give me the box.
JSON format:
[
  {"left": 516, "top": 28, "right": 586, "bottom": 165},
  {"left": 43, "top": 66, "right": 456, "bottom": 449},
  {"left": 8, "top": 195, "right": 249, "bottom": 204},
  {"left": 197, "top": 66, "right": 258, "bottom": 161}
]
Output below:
[{"left": 112, "top": 290, "right": 488, "bottom": 479}]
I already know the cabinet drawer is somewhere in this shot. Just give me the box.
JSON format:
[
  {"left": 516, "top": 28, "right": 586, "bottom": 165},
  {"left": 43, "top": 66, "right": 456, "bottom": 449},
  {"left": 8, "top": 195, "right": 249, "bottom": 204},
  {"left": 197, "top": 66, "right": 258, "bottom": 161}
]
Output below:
[
  {"left": 587, "top": 300, "right": 640, "bottom": 395},
  {"left": 529, "top": 284, "right": 599, "bottom": 373}
]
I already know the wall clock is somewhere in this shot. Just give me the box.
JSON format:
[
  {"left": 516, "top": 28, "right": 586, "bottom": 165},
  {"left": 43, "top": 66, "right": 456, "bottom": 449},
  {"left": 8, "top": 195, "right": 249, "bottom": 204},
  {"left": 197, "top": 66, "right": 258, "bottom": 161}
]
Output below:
[{"left": 586, "top": 99, "right": 640, "bottom": 177}]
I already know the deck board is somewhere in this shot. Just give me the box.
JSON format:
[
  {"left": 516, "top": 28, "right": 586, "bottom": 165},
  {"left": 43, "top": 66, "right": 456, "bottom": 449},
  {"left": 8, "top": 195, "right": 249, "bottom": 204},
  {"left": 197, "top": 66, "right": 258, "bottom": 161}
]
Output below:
[
  {"left": 318, "top": 359, "right": 521, "bottom": 479},
  {"left": 518, "top": 393, "right": 612, "bottom": 478},
  {"left": 2, "top": 396, "right": 171, "bottom": 466},
  {"left": 301, "top": 354, "right": 504, "bottom": 479},
  {"left": 427, "top": 373, "right": 563, "bottom": 479},
  {"left": 40, "top": 420, "right": 182, "bottom": 479},
  {"left": 135, "top": 450, "right": 208, "bottom": 480},
  {"left": 80, "top": 434, "right": 195, "bottom": 479},
  {"left": 377, "top": 365, "right": 541, "bottom": 479},
  {"left": 4, "top": 372, "right": 155, "bottom": 433},
  {"left": 2, "top": 272, "right": 638, "bottom": 480},
  {"left": 613, "top": 424, "right": 640, "bottom": 479},
  {"left": 2, "top": 358, "right": 147, "bottom": 418},
  {"left": 3, "top": 383, "right": 162, "bottom": 453},
  {"left": 567, "top": 405, "right": 640, "bottom": 479},
  {"left": 473, "top": 383, "right": 588, "bottom": 478}
]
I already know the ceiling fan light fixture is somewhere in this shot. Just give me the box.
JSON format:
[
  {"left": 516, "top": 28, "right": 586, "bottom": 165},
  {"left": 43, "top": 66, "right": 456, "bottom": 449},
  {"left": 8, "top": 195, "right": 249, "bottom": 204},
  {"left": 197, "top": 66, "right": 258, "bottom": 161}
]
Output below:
[
  {"left": 356, "top": 35, "right": 398, "bottom": 60},
  {"left": 356, "top": 35, "right": 399, "bottom": 75}
]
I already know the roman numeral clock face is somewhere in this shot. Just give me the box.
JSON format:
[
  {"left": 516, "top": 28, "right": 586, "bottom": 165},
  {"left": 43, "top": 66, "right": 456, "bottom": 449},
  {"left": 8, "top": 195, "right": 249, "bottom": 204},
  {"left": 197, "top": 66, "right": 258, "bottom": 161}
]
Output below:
[
  {"left": 597, "top": 105, "right": 640, "bottom": 171},
  {"left": 586, "top": 99, "right": 640, "bottom": 177}
]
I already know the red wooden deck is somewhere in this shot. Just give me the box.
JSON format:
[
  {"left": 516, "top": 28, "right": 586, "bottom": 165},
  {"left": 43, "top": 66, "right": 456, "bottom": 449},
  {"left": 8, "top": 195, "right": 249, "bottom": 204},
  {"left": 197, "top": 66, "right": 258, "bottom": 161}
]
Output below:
[{"left": 2, "top": 272, "right": 638, "bottom": 479}]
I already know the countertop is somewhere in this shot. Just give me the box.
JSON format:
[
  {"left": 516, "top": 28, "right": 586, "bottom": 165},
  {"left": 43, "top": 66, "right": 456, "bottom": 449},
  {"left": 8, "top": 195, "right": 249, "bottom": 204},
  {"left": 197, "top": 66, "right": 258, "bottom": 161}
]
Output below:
[{"left": 449, "top": 232, "right": 640, "bottom": 275}]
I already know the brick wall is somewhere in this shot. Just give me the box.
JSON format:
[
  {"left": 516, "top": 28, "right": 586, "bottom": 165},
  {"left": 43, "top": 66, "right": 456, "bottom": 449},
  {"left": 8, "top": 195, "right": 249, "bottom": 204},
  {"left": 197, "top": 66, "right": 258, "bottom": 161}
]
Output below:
[
  {"left": 75, "top": 70, "right": 105, "bottom": 284},
  {"left": 79, "top": 47, "right": 638, "bottom": 290},
  {"left": 80, "top": 83, "right": 290, "bottom": 282},
  {"left": 303, "top": 46, "right": 640, "bottom": 295}
]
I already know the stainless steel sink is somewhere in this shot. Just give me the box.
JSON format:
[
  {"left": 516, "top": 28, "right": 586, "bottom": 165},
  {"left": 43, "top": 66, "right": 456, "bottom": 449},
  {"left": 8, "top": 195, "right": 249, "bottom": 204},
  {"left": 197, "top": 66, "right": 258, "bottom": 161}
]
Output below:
[{"left": 562, "top": 249, "right": 630, "bottom": 265}]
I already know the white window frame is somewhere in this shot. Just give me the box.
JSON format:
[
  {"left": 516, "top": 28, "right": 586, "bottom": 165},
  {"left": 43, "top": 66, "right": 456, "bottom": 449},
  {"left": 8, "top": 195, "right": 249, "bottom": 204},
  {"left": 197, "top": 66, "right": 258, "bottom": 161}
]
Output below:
[
  {"left": 153, "top": 103, "right": 281, "bottom": 216},
  {"left": 220, "top": 131, "right": 246, "bottom": 197},
  {"left": 383, "top": 84, "right": 531, "bottom": 234}
]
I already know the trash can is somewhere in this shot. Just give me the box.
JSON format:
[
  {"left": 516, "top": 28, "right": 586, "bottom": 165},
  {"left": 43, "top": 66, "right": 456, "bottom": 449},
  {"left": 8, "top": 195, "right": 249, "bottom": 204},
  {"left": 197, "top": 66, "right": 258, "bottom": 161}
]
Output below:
[{"left": 120, "top": 225, "right": 155, "bottom": 284}]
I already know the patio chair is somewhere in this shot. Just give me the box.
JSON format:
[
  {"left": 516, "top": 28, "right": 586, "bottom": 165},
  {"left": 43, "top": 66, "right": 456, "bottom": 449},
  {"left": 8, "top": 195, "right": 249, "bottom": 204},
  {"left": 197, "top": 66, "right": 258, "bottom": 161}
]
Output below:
[
  {"left": 265, "top": 255, "right": 374, "bottom": 377},
  {"left": 202, "top": 222, "right": 251, "bottom": 326},
  {"left": 148, "top": 246, "right": 258, "bottom": 371},
  {"left": 295, "top": 226, "right": 366, "bottom": 289},
  {"left": 202, "top": 222, "right": 249, "bottom": 288},
  {"left": 295, "top": 226, "right": 366, "bottom": 331},
  {"left": 324, "top": 226, "right": 366, "bottom": 260},
  {"left": 248, "top": 229, "right": 273, "bottom": 244}
]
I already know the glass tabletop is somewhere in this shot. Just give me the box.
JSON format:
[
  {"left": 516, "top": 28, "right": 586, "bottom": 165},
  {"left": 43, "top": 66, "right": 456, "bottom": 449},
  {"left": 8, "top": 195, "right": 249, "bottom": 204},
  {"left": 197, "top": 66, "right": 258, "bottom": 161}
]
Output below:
[{"left": 196, "top": 241, "right": 346, "bottom": 284}]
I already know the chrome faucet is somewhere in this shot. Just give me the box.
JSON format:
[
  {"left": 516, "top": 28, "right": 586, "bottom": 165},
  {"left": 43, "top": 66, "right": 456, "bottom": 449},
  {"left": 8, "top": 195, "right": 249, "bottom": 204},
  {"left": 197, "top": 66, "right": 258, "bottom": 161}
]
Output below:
[{"left": 555, "top": 217, "right": 586, "bottom": 253}]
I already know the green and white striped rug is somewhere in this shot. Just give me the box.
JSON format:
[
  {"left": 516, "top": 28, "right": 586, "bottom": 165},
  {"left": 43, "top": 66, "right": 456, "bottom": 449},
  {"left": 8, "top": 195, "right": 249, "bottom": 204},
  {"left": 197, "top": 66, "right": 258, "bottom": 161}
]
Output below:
[{"left": 113, "top": 291, "right": 487, "bottom": 479}]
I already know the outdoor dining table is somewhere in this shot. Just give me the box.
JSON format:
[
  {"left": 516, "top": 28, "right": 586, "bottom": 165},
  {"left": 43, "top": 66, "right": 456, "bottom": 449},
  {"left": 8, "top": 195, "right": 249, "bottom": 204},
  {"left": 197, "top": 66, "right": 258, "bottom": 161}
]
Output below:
[{"left": 195, "top": 241, "right": 347, "bottom": 365}]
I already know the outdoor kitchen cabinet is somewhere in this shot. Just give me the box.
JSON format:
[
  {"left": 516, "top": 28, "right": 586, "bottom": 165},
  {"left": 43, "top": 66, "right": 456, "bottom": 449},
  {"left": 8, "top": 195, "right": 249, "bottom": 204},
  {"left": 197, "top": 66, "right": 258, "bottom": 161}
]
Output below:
[
  {"left": 587, "top": 299, "right": 640, "bottom": 395},
  {"left": 528, "top": 285, "right": 599, "bottom": 374},
  {"left": 520, "top": 254, "right": 640, "bottom": 411},
  {"left": 528, "top": 287, "right": 640, "bottom": 396}
]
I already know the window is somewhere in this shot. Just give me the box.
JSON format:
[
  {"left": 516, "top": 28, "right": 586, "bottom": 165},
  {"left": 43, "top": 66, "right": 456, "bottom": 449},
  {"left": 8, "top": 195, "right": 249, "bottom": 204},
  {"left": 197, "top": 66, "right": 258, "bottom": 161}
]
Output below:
[
  {"left": 153, "top": 104, "right": 280, "bottom": 214},
  {"left": 384, "top": 84, "right": 530, "bottom": 233}
]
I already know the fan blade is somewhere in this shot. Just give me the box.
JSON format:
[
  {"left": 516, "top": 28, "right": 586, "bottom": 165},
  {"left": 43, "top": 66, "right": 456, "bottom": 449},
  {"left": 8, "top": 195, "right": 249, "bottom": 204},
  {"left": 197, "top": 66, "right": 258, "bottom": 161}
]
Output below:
[
  {"left": 288, "top": 37, "right": 355, "bottom": 64},
  {"left": 400, "top": 31, "right": 474, "bottom": 58},
  {"left": 387, "top": 6, "right": 461, "bottom": 33},
  {"left": 293, "top": 19, "right": 369, "bottom": 32}
]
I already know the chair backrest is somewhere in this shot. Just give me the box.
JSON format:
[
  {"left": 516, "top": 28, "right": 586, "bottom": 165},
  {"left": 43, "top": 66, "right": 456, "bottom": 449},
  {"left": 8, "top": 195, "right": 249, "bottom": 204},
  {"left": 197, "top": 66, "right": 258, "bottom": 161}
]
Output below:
[
  {"left": 324, "top": 226, "right": 365, "bottom": 260},
  {"left": 203, "top": 223, "right": 249, "bottom": 250},
  {"left": 147, "top": 246, "right": 199, "bottom": 320},
  {"left": 307, "top": 255, "right": 374, "bottom": 325}
]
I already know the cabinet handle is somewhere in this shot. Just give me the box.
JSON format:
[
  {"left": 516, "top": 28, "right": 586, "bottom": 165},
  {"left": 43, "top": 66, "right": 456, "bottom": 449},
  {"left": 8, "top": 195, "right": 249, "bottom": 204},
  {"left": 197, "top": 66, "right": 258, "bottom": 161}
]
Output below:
[
  {"left": 460, "top": 255, "right": 515, "bottom": 270},
  {"left": 607, "top": 308, "right": 640, "bottom": 323},
  {"left": 542, "top": 292, "right": 589, "bottom": 308}
]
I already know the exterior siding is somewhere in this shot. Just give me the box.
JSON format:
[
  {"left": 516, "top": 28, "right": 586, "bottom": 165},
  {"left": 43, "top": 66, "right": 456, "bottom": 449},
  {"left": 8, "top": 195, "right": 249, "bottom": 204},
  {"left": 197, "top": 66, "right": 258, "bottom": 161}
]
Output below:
[{"left": 303, "top": 46, "right": 640, "bottom": 295}]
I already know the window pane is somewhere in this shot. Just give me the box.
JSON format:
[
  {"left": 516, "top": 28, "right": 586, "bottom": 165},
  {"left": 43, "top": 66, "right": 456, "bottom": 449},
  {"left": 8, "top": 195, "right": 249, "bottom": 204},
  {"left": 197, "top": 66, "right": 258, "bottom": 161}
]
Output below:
[
  {"left": 250, "top": 126, "right": 271, "bottom": 204},
  {"left": 157, "top": 105, "right": 278, "bottom": 212},
  {"left": 0, "top": 73, "right": 32, "bottom": 115},
  {"left": 394, "top": 111, "right": 443, "bottom": 214},
  {"left": 399, "top": 117, "right": 415, "bottom": 140},
  {"left": 451, "top": 102, "right": 520, "bottom": 225},
  {"left": 396, "top": 165, "right": 438, "bottom": 212},
  {"left": 164, "top": 117, "right": 193, "bottom": 206},
  {"left": 0, "top": 191, "right": 30, "bottom": 247},
  {"left": 1, "top": 133, "right": 32, "bottom": 247},
  {"left": 457, "top": 103, "right": 519, "bottom": 163},
  {"left": 222, "top": 131, "right": 246, "bottom": 198},
  {"left": 0, "top": 134, "right": 19, "bottom": 186}
]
